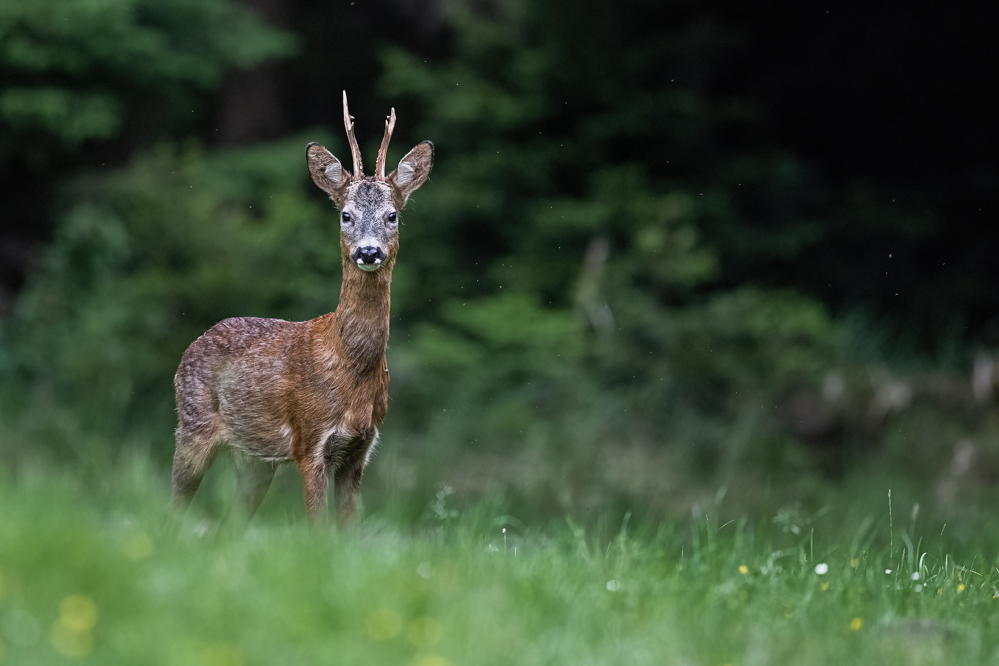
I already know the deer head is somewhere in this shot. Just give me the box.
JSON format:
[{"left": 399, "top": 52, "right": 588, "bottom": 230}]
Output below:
[{"left": 306, "top": 92, "right": 434, "bottom": 273}]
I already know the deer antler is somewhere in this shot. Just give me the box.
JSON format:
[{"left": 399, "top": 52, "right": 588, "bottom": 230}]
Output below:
[
  {"left": 375, "top": 108, "right": 396, "bottom": 181},
  {"left": 342, "top": 91, "right": 363, "bottom": 180}
]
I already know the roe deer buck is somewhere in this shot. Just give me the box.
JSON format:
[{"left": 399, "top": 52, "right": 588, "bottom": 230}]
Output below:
[{"left": 172, "top": 92, "right": 433, "bottom": 525}]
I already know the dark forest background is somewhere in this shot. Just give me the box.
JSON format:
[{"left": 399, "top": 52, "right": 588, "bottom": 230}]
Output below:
[{"left": 1, "top": 0, "right": 997, "bottom": 524}]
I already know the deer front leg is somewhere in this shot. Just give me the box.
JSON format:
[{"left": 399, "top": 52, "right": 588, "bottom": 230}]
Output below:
[
  {"left": 297, "top": 449, "right": 331, "bottom": 524},
  {"left": 333, "top": 430, "right": 378, "bottom": 527},
  {"left": 298, "top": 430, "right": 371, "bottom": 527}
]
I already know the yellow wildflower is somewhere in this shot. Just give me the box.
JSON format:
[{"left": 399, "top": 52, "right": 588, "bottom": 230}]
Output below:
[
  {"left": 59, "top": 596, "right": 97, "bottom": 632},
  {"left": 408, "top": 617, "right": 443, "bottom": 649},
  {"left": 366, "top": 609, "right": 403, "bottom": 641},
  {"left": 123, "top": 533, "right": 153, "bottom": 562},
  {"left": 50, "top": 595, "right": 98, "bottom": 658}
]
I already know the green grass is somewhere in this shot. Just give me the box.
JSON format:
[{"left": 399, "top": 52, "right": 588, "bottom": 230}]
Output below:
[{"left": 2, "top": 459, "right": 998, "bottom": 666}]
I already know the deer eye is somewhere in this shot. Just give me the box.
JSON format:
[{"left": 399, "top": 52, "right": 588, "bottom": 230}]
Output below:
[
  {"left": 341, "top": 212, "right": 351, "bottom": 223},
  {"left": 387, "top": 212, "right": 397, "bottom": 223}
]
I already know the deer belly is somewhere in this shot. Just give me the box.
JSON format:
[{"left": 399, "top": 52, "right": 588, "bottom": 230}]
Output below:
[{"left": 225, "top": 420, "right": 296, "bottom": 462}]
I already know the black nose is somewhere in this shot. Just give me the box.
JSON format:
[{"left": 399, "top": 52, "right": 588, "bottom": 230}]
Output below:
[{"left": 353, "top": 246, "right": 385, "bottom": 265}]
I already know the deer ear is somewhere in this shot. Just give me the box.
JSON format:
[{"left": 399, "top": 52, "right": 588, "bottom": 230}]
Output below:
[
  {"left": 306, "top": 142, "right": 350, "bottom": 207},
  {"left": 388, "top": 140, "right": 434, "bottom": 208}
]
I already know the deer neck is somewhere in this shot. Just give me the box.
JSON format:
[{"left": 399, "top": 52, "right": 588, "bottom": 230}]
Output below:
[{"left": 328, "top": 254, "right": 394, "bottom": 373}]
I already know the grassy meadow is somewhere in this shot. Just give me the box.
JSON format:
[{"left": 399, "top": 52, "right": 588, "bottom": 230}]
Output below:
[
  {"left": 2, "top": 451, "right": 999, "bottom": 666},
  {"left": 2, "top": 1, "right": 997, "bottom": 664}
]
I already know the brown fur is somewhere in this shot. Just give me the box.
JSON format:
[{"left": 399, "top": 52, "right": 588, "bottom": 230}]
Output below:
[{"left": 172, "top": 106, "right": 433, "bottom": 525}]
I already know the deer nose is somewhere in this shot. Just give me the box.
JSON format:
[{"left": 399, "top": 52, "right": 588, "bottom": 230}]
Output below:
[{"left": 353, "top": 246, "right": 385, "bottom": 268}]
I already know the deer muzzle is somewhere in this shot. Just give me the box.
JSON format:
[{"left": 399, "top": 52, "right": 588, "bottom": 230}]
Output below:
[{"left": 353, "top": 246, "right": 386, "bottom": 272}]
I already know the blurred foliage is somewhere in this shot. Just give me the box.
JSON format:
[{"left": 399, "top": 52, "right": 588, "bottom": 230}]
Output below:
[
  {"left": 1, "top": 0, "right": 847, "bottom": 493},
  {"left": 0, "top": 0, "right": 295, "bottom": 163},
  {"left": 2, "top": 0, "right": 998, "bottom": 524},
  {"left": 372, "top": 0, "right": 846, "bottom": 477}
]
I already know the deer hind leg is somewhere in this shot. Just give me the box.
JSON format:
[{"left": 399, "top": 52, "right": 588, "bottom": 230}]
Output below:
[
  {"left": 171, "top": 429, "right": 220, "bottom": 509},
  {"left": 234, "top": 452, "right": 277, "bottom": 522}
]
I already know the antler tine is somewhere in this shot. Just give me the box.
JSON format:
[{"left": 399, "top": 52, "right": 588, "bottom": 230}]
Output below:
[
  {"left": 342, "top": 91, "right": 363, "bottom": 180},
  {"left": 375, "top": 108, "right": 397, "bottom": 181}
]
